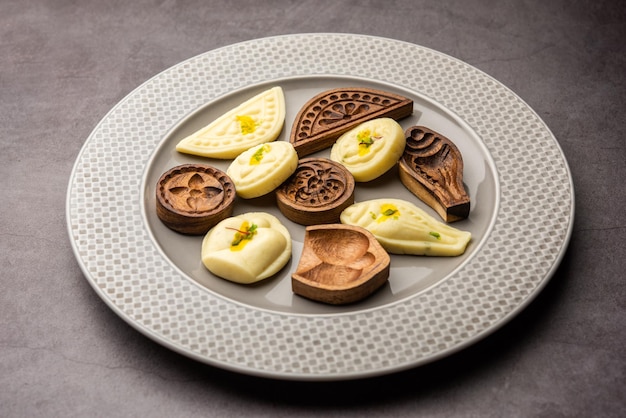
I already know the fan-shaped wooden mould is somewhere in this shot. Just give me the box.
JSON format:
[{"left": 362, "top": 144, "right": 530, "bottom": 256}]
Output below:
[{"left": 289, "top": 87, "right": 413, "bottom": 157}]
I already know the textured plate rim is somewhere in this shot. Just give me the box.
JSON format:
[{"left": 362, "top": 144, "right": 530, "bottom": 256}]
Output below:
[{"left": 66, "top": 33, "right": 575, "bottom": 381}]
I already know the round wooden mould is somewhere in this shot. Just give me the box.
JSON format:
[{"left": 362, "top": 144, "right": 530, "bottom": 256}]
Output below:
[
  {"left": 156, "top": 164, "right": 236, "bottom": 235},
  {"left": 276, "top": 158, "right": 355, "bottom": 226}
]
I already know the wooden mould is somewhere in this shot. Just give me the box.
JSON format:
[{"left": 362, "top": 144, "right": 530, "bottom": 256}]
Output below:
[
  {"left": 292, "top": 224, "right": 390, "bottom": 305},
  {"left": 156, "top": 164, "right": 236, "bottom": 235},
  {"left": 276, "top": 158, "right": 355, "bottom": 226},
  {"left": 289, "top": 87, "right": 413, "bottom": 157},
  {"left": 399, "top": 126, "right": 470, "bottom": 222}
]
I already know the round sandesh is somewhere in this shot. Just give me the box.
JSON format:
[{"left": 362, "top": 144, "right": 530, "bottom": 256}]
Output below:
[
  {"left": 227, "top": 141, "right": 298, "bottom": 199},
  {"left": 201, "top": 212, "right": 292, "bottom": 284},
  {"left": 276, "top": 157, "right": 355, "bottom": 225},
  {"left": 330, "top": 117, "right": 406, "bottom": 182},
  {"left": 156, "top": 164, "right": 236, "bottom": 235}
]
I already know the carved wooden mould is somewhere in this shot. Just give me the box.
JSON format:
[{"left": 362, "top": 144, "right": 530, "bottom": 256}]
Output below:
[
  {"left": 289, "top": 87, "right": 413, "bottom": 157},
  {"left": 156, "top": 164, "right": 236, "bottom": 235},
  {"left": 276, "top": 158, "right": 355, "bottom": 226},
  {"left": 292, "top": 224, "right": 390, "bottom": 305},
  {"left": 398, "top": 126, "right": 470, "bottom": 222}
]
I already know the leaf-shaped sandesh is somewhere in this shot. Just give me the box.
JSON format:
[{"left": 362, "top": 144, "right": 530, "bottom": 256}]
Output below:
[
  {"left": 226, "top": 141, "right": 298, "bottom": 199},
  {"left": 340, "top": 199, "right": 471, "bottom": 256}
]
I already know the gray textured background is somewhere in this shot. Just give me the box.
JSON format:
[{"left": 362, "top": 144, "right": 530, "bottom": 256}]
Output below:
[{"left": 2, "top": 0, "right": 624, "bottom": 416}]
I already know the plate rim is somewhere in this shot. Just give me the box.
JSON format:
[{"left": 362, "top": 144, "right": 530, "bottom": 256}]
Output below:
[{"left": 66, "top": 33, "right": 575, "bottom": 381}]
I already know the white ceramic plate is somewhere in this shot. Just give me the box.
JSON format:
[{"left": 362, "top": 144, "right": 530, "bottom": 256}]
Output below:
[{"left": 66, "top": 34, "right": 574, "bottom": 381}]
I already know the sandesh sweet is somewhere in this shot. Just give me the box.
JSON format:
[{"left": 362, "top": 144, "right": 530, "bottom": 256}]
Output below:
[
  {"left": 340, "top": 198, "right": 471, "bottom": 256},
  {"left": 330, "top": 118, "right": 406, "bottom": 182},
  {"left": 226, "top": 141, "right": 298, "bottom": 199},
  {"left": 201, "top": 212, "right": 292, "bottom": 284},
  {"left": 176, "top": 86, "right": 286, "bottom": 159}
]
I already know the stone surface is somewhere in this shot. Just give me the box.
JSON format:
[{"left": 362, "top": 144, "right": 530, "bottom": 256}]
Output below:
[{"left": 1, "top": 0, "right": 625, "bottom": 417}]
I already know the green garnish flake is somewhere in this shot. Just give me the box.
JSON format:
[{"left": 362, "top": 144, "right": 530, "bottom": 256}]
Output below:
[
  {"left": 429, "top": 231, "right": 441, "bottom": 239},
  {"left": 228, "top": 222, "right": 258, "bottom": 248},
  {"left": 252, "top": 147, "right": 264, "bottom": 162},
  {"left": 249, "top": 144, "right": 270, "bottom": 165},
  {"left": 231, "top": 233, "right": 246, "bottom": 246},
  {"left": 356, "top": 129, "right": 382, "bottom": 156},
  {"left": 358, "top": 132, "right": 374, "bottom": 147},
  {"left": 375, "top": 204, "right": 400, "bottom": 224}
]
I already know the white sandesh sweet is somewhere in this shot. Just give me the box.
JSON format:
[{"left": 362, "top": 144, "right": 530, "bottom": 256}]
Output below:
[
  {"left": 330, "top": 117, "right": 405, "bottom": 182},
  {"left": 176, "top": 86, "right": 286, "bottom": 159},
  {"left": 340, "top": 198, "right": 471, "bottom": 256},
  {"left": 201, "top": 212, "right": 292, "bottom": 284},
  {"left": 227, "top": 141, "right": 298, "bottom": 198}
]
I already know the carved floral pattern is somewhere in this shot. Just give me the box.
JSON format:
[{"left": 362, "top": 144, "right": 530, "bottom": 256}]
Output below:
[
  {"left": 283, "top": 160, "right": 348, "bottom": 207},
  {"left": 319, "top": 102, "right": 371, "bottom": 126},
  {"left": 289, "top": 88, "right": 413, "bottom": 157},
  {"left": 166, "top": 172, "right": 224, "bottom": 213}
]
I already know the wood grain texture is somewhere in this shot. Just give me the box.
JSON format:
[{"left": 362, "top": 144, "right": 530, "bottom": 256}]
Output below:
[
  {"left": 399, "top": 126, "right": 470, "bottom": 222},
  {"left": 292, "top": 224, "right": 390, "bottom": 305},
  {"left": 276, "top": 158, "right": 355, "bottom": 226},
  {"left": 156, "top": 164, "right": 236, "bottom": 235},
  {"left": 289, "top": 87, "right": 413, "bottom": 157}
]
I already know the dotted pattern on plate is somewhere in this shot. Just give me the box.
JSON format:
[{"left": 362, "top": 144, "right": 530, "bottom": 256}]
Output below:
[{"left": 67, "top": 34, "right": 573, "bottom": 379}]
